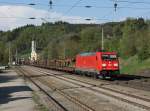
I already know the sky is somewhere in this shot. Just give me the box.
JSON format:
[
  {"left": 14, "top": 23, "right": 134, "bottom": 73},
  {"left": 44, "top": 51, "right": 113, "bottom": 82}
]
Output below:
[{"left": 0, "top": 0, "right": 150, "bottom": 31}]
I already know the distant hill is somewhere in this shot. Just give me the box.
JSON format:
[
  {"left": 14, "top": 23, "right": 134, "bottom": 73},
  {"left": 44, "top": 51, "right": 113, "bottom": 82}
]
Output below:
[{"left": 0, "top": 18, "right": 149, "bottom": 64}]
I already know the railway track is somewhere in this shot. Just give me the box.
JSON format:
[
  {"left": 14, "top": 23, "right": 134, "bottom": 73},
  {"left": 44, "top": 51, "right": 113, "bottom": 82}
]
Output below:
[
  {"left": 33, "top": 65, "right": 150, "bottom": 91},
  {"left": 29, "top": 67, "right": 150, "bottom": 110},
  {"left": 16, "top": 67, "right": 96, "bottom": 111},
  {"left": 16, "top": 67, "right": 68, "bottom": 111}
]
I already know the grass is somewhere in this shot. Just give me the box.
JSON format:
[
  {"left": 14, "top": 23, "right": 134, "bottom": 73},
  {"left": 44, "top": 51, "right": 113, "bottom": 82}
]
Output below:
[{"left": 120, "top": 55, "right": 150, "bottom": 74}]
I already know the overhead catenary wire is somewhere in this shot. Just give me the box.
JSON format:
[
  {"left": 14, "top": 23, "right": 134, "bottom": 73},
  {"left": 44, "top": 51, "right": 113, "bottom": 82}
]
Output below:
[
  {"left": 49, "top": 0, "right": 53, "bottom": 9},
  {"left": 0, "top": 16, "right": 110, "bottom": 21},
  {"left": 0, "top": 1, "right": 111, "bottom": 23},
  {"left": 0, "top": 2, "right": 36, "bottom": 6},
  {"left": 0, "top": 1, "right": 143, "bottom": 22},
  {"left": 0, "top": 1, "right": 150, "bottom": 24},
  {"left": 109, "top": 0, "right": 150, "bottom": 5},
  {"left": 41, "top": 0, "right": 84, "bottom": 23},
  {"left": 63, "top": 0, "right": 83, "bottom": 15},
  {"left": 0, "top": 1, "right": 150, "bottom": 10},
  {"left": 114, "top": 2, "right": 118, "bottom": 12}
]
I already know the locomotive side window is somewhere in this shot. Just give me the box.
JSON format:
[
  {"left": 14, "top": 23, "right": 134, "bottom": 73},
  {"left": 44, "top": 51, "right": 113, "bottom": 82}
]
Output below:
[{"left": 102, "top": 54, "right": 117, "bottom": 60}]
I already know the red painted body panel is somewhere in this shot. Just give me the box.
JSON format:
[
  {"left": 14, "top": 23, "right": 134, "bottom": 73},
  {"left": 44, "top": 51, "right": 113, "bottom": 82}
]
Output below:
[
  {"left": 75, "top": 52, "right": 119, "bottom": 74},
  {"left": 76, "top": 56, "right": 96, "bottom": 69}
]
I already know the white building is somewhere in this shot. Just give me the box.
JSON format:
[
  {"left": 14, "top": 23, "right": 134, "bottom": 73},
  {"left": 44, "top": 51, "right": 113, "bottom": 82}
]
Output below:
[{"left": 31, "top": 41, "right": 37, "bottom": 61}]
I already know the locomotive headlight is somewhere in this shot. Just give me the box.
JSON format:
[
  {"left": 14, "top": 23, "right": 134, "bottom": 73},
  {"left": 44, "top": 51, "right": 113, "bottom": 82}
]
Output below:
[
  {"left": 102, "top": 64, "right": 106, "bottom": 67},
  {"left": 114, "top": 63, "right": 118, "bottom": 67}
]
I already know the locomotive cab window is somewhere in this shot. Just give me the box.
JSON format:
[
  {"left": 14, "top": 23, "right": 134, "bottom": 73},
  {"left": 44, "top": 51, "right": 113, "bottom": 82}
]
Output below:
[{"left": 102, "top": 54, "right": 117, "bottom": 60}]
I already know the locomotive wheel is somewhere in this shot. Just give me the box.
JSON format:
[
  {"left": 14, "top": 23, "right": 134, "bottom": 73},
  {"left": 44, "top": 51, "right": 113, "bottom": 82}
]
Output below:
[
  {"left": 93, "top": 73, "right": 98, "bottom": 79},
  {"left": 101, "top": 71, "right": 107, "bottom": 79},
  {"left": 102, "top": 74, "right": 106, "bottom": 79}
]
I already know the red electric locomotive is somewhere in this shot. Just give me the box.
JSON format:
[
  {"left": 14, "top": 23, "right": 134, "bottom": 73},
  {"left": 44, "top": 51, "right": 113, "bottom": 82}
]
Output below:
[{"left": 75, "top": 52, "right": 120, "bottom": 78}]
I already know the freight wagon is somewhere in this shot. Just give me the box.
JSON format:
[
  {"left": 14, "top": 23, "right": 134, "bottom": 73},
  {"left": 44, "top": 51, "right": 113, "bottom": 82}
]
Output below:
[{"left": 28, "top": 51, "right": 120, "bottom": 79}]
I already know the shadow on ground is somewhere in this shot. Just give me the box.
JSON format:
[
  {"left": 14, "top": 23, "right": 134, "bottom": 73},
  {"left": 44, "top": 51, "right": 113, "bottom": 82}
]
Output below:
[
  {"left": 0, "top": 86, "right": 33, "bottom": 105},
  {"left": 113, "top": 74, "right": 150, "bottom": 81},
  {"left": 0, "top": 74, "right": 18, "bottom": 83},
  {"left": 0, "top": 71, "right": 33, "bottom": 105}
]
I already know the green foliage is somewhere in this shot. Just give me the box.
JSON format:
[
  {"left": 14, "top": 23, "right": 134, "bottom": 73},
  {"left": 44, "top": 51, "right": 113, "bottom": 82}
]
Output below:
[
  {"left": 120, "top": 18, "right": 149, "bottom": 59},
  {"left": 80, "top": 27, "right": 101, "bottom": 51},
  {"left": 0, "top": 18, "right": 150, "bottom": 66},
  {"left": 120, "top": 56, "right": 150, "bottom": 74},
  {"left": 0, "top": 41, "right": 9, "bottom": 65}
]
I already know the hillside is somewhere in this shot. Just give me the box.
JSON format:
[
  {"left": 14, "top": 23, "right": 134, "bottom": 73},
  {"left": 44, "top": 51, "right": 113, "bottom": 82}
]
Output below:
[{"left": 0, "top": 18, "right": 150, "bottom": 70}]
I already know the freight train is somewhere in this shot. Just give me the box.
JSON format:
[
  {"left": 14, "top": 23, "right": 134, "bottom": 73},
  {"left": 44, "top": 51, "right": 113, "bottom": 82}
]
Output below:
[{"left": 28, "top": 51, "right": 120, "bottom": 79}]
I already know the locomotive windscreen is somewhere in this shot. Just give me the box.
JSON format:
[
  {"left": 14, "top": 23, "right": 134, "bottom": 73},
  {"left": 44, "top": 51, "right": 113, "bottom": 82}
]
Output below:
[{"left": 102, "top": 54, "right": 117, "bottom": 60}]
